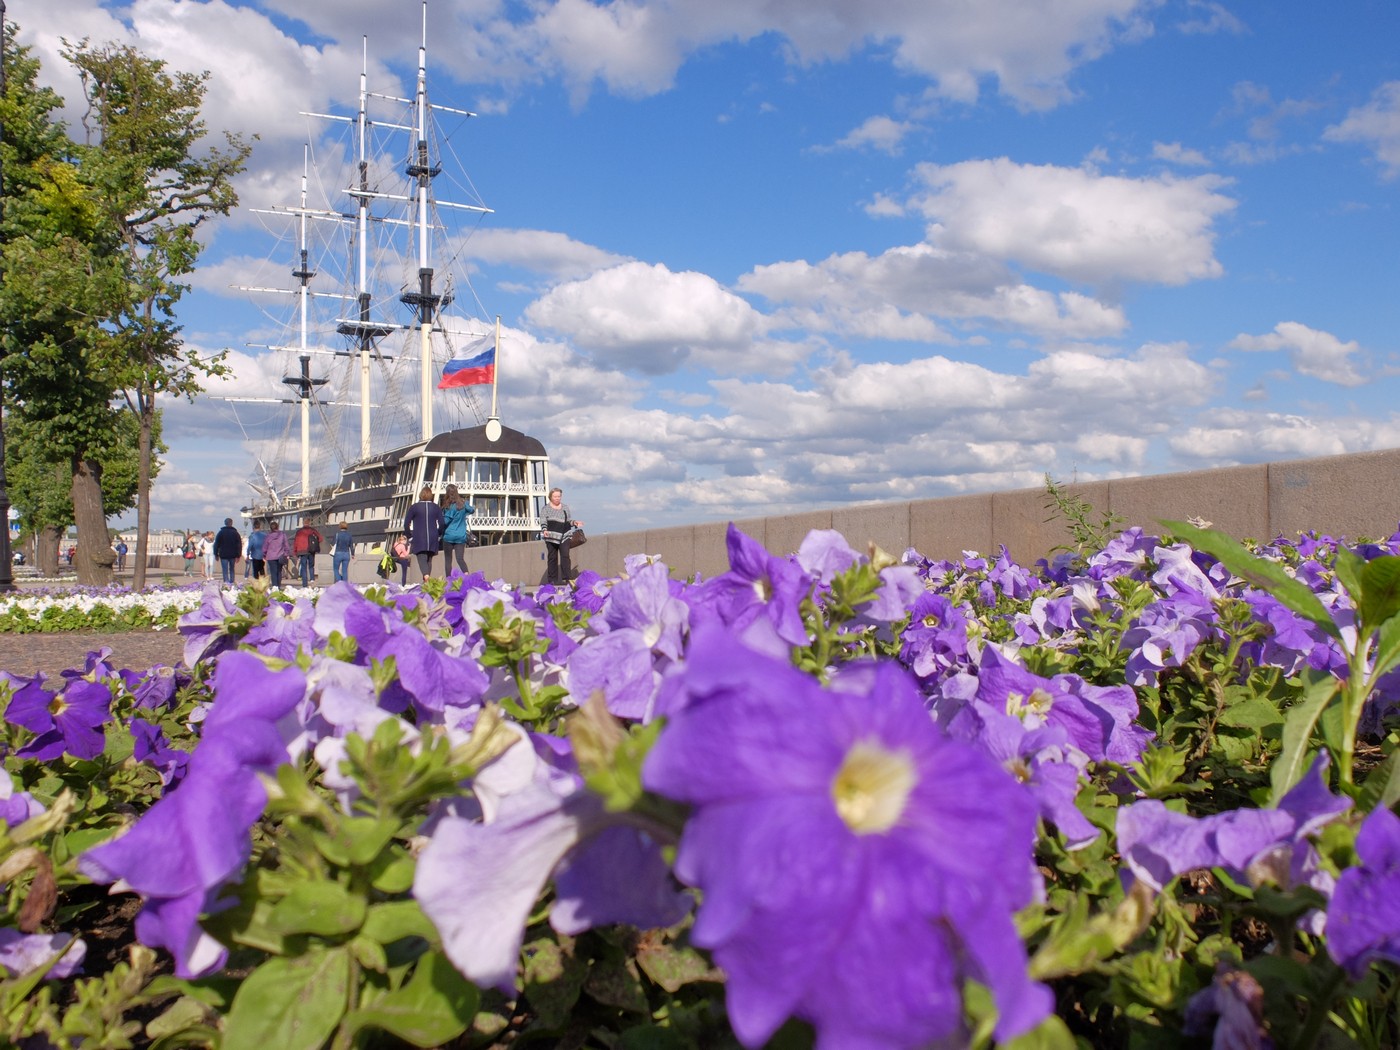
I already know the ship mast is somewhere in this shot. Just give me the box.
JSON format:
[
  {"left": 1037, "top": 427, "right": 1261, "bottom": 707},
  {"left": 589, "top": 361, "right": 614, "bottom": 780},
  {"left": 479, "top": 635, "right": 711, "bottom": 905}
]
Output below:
[
  {"left": 356, "top": 42, "right": 374, "bottom": 460},
  {"left": 288, "top": 153, "right": 326, "bottom": 497},
  {"left": 407, "top": 3, "right": 439, "bottom": 441}
]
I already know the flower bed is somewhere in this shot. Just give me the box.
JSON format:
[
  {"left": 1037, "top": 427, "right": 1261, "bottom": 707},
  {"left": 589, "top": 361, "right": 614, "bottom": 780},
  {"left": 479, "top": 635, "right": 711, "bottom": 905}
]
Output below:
[
  {"left": 0, "top": 583, "right": 322, "bottom": 633},
  {"left": 0, "top": 520, "right": 1398, "bottom": 1048}
]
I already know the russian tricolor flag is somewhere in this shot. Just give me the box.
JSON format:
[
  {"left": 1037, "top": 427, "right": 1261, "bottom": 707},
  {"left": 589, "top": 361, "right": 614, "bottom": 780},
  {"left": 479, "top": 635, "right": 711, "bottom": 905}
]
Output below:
[{"left": 438, "top": 346, "right": 496, "bottom": 388}]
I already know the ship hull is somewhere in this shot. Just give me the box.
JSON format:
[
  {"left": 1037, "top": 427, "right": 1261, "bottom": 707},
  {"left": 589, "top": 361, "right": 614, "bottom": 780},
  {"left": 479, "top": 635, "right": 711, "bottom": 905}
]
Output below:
[{"left": 244, "top": 422, "right": 550, "bottom": 553}]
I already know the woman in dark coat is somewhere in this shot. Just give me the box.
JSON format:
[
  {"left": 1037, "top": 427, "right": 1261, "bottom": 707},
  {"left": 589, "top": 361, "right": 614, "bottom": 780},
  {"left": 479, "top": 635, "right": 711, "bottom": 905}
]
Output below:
[{"left": 403, "top": 485, "right": 445, "bottom": 583}]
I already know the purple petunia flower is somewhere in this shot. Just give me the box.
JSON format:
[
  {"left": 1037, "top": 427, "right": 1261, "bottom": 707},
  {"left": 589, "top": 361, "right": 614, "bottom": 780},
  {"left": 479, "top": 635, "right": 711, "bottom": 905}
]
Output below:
[
  {"left": 567, "top": 562, "right": 691, "bottom": 720},
  {"left": 129, "top": 718, "right": 191, "bottom": 788},
  {"left": 898, "top": 592, "right": 972, "bottom": 683},
  {"left": 177, "top": 583, "right": 244, "bottom": 666},
  {"left": 340, "top": 590, "right": 489, "bottom": 718},
  {"left": 689, "top": 524, "right": 810, "bottom": 658},
  {"left": 943, "top": 700, "right": 1099, "bottom": 850},
  {"left": 0, "top": 929, "right": 86, "bottom": 980},
  {"left": 644, "top": 626, "right": 1051, "bottom": 1048},
  {"left": 988, "top": 547, "right": 1043, "bottom": 600},
  {"left": 80, "top": 653, "right": 307, "bottom": 977},
  {"left": 119, "top": 665, "right": 181, "bottom": 710},
  {"left": 1117, "top": 754, "right": 1350, "bottom": 898},
  {"left": 1122, "top": 591, "right": 1217, "bottom": 687},
  {"left": 415, "top": 730, "right": 689, "bottom": 994},
  {"left": 0, "top": 769, "right": 44, "bottom": 827},
  {"left": 1327, "top": 805, "right": 1400, "bottom": 979},
  {"left": 973, "top": 646, "right": 1152, "bottom": 767},
  {"left": 1183, "top": 965, "right": 1274, "bottom": 1050},
  {"left": 5, "top": 675, "right": 113, "bottom": 761}
]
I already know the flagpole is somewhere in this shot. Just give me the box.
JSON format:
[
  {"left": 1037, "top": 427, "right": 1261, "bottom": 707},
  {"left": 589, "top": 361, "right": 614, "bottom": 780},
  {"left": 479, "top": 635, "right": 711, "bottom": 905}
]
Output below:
[
  {"left": 484, "top": 317, "right": 503, "bottom": 443},
  {"left": 491, "top": 316, "right": 500, "bottom": 420}
]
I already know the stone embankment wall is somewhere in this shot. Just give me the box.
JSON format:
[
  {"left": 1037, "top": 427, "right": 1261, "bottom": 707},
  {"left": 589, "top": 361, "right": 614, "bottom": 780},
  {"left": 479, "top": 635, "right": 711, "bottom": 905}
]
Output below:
[{"left": 343, "top": 446, "right": 1399, "bottom": 587}]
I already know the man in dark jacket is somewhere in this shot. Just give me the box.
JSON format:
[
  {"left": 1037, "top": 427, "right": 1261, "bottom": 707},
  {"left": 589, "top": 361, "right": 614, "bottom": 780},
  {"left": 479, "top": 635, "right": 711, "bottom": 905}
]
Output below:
[{"left": 213, "top": 518, "right": 243, "bottom": 585}]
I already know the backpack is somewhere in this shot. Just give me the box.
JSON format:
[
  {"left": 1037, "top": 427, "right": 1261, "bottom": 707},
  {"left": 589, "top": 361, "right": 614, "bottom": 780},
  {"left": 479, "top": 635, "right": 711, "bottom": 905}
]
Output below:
[{"left": 307, "top": 530, "right": 322, "bottom": 555}]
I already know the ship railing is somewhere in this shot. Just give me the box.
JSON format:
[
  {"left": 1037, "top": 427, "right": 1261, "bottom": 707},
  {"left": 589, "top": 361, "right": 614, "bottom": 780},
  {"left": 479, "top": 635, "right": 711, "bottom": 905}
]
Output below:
[{"left": 473, "top": 518, "right": 542, "bottom": 531}]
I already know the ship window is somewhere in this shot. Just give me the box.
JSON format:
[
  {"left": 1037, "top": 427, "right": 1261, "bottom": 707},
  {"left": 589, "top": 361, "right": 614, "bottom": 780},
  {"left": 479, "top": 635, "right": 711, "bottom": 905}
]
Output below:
[{"left": 477, "top": 460, "right": 501, "bottom": 484}]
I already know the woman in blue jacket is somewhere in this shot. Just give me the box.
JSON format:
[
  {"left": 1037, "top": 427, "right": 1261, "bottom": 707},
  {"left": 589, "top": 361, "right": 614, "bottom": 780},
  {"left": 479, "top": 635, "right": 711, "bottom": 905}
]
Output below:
[{"left": 440, "top": 484, "right": 476, "bottom": 575}]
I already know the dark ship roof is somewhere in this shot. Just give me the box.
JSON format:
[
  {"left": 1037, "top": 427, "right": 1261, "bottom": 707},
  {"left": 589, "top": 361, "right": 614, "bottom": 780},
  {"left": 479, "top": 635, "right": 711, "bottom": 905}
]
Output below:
[{"left": 421, "top": 424, "right": 547, "bottom": 458}]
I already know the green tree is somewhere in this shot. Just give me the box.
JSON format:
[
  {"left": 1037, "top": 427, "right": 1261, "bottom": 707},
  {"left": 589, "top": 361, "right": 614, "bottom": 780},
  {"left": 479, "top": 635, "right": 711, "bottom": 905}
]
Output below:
[
  {"left": 63, "top": 39, "right": 251, "bottom": 589},
  {"left": 0, "top": 22, "right": 128, "bottom": 586},
  {"left": 5, "top": 410, "right": 158, "bottom": 576}
]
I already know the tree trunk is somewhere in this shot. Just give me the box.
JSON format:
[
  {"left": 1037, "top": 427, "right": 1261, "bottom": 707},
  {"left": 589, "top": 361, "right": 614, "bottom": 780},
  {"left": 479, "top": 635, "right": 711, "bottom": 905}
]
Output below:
[
  {"left": 133, "top": 384, "right": 155, "bottom": 591},
  {"left": 36, "top": 526, "right": 61, "bottom": 578},
  {"left": 70, "top": 457, "right": 114, "bottom": 586}
]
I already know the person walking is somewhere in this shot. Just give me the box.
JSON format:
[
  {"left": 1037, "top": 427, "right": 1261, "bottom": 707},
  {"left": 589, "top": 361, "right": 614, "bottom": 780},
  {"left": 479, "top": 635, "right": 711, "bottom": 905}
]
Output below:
[
  {"left": 213, "top": 518, "right": 243, "bottom": 585},
  {"left": 331, "top": 522, "right": 354, "bottom": 583},
  {"left": 440, "top": 484, "right": 475, "bottom": 575},
  {"left": 114, "top": 539, "right": 128, "bottom": 573},
  {"left": 392, "top": 534, "right": 412, "bottom": 585},
  {"left": 292, "top": 518, "right": 323, "bottom": 587},
  {"left": 247, "top": 520, "right": 268, "bottom": 579},
  {"left": 541, "top": 487, "right": 583, "bottom": 586},
  {"left": 262, "top": 522, "right": 290, "bottom": 588},
  {"left": 403, "top": 486, "right": 444, "bottom": 583},
  {"left": 201, "top": 533, "right": 215, "bottom": 579},
  {"left": 181, "top": 532, "right": 198, "bottom": 576}
]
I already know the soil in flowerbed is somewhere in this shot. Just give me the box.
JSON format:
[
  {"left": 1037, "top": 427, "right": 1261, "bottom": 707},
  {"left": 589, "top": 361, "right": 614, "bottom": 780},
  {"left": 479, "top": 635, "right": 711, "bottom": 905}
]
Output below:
[{"left": 0, "top": 630, "right": 186, "bottom": 680}]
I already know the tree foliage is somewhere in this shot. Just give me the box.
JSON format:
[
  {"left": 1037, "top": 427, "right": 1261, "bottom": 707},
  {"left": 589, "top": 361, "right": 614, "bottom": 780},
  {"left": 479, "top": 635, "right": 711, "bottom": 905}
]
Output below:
[{"left": 0, "top": 24, "right": 250, "bottom": 586}]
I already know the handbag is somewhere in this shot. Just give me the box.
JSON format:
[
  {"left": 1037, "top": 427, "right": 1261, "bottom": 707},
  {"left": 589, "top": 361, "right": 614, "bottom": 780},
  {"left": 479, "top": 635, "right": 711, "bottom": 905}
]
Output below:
[{"left": 566, "top": 527, "right": 587, "bottom": 549}]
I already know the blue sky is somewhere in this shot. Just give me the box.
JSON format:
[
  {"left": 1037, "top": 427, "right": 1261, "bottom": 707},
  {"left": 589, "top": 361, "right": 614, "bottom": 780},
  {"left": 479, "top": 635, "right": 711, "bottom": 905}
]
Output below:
[{"left": 15, "top": 0, "right": 1400, "bottom": 536}]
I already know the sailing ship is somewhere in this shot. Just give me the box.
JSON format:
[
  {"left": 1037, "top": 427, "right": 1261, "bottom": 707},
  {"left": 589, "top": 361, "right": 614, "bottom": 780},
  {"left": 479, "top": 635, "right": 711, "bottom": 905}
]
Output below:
[{"left": 234, "top": 5, "right": 550, "bottom": 552}]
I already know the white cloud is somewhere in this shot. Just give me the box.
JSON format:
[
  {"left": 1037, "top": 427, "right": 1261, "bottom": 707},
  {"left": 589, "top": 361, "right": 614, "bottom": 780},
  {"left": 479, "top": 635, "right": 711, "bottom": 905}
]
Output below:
[
  {"left": 1229, "top": 321, "right": 1367, "bottom": 387},
  {"left": 1325, "top": 81, "right": 1400, "bottom": 179},
  {"left": 824, "top": 115, "right": 918, "bottom": 154},
  {"left": 908, "top": 158, "right": 1236, "bottom": 285},
  {"left": 1152, "top": 141, "right": 1211, "bottom": 166},
  {"left": 406, "top": 0, "right": 1155, "bottom": 111},
  {"left": 1175, "top": 1, "right": 1247, "bottom": 36},
  {"left": 462, "top": 228, "right": 632, "bottom": 280},
  {"left": 1166, "top": 411, "right": 1400, "bottom": 463},
  {"left": 523, "top": 262, "right": 796, "bottom": 375},
  {"left": 739, "top": 243, "right": 1128, "bottom": 339}
]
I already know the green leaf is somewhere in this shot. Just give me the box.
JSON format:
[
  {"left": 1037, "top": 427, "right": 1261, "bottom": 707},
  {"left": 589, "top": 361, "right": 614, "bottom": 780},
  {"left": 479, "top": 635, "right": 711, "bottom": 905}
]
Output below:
[
  {"left": 998, "top": 1014, "right": 1080, "bottom": 1050},
  {"left": 221, "top": 947, "right": 351, "bottom": 1050},
  {"left": 361, "top": 900, "right": 437, "bottom": 946},
  {"left": 634, "top": 934, "right": 721, "bottom": 993},
  {"left": 1218, "top": 694, "right": 1285, "bottom": 730},
  {"left": 266, "top": 880, "right": 367, "bottom": 937},
  {"left": 344, "top": 950, "right": 479, "bottom": 1047},
  {"left": 1359, "top": 555, "right": 1400, "bottom": 633},
  {"left": 1161, "top": 520, "right": 1341, "bottom": 639},
  {"left": 1269, "top": 670, "right": 1341, "bottom": 805},
  {"left": 369, "top": 850, "right": 417, "bottom": 894},
  {"left": 1357, "top": 750, "right": 1400, "bottom": 813},
  {"left": 584, "top": 954, "right": 650, "bottom": 1014},
  {"left": 339, "top": 815, "right": 402, "bottom": 868},
  {"left": 1028, "top": 881, "right": 1155, "bottom": 980},
  {"left": 521, "top": 936, "right": 587, "bottom": 1031},
  {"left": 1333, "top": 546, "right": 1365, "bottom": 609}
]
